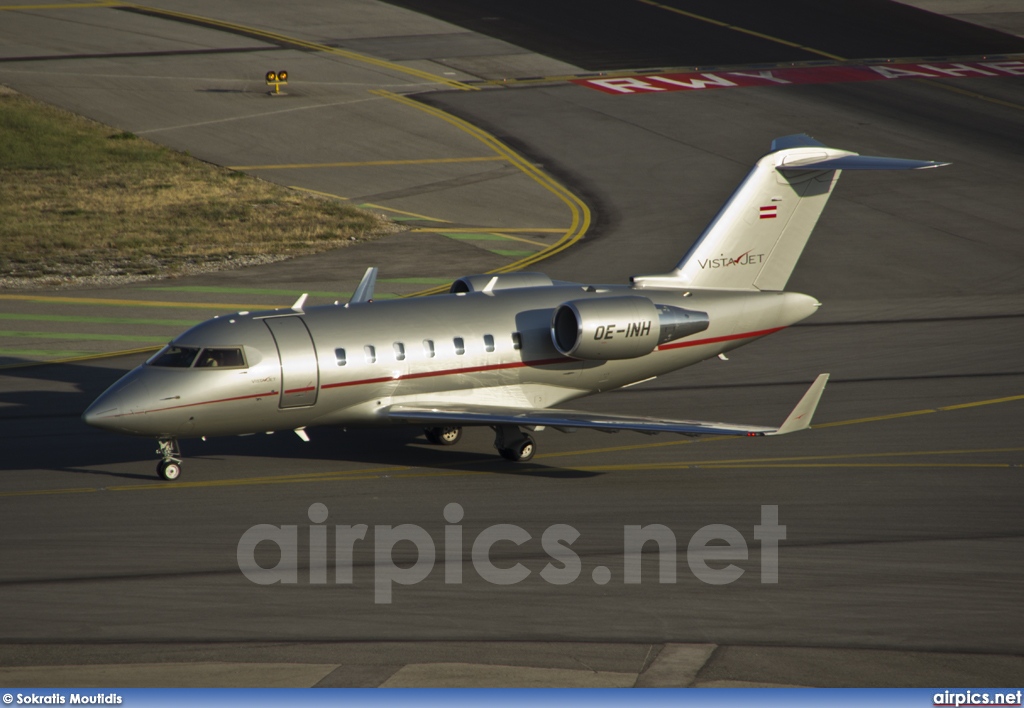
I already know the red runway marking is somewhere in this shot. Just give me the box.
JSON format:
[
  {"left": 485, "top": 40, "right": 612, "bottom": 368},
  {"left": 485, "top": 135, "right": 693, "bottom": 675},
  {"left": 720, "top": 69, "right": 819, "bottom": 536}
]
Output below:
[{"left": 574, "top": 60, "right": 1024, "bottom": 94}]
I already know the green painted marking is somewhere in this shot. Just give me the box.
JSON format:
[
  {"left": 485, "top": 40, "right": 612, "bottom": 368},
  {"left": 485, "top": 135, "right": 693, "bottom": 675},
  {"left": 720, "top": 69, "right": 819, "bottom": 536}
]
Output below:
[
  {"left": 0, "top": 330, "right": 170, "bottom": 343},
  {"left": 144, "top": 286, "right": 399, "bottom": 300},
  {"left": 146, "top": 286, "right": 347, "bottom": 298},
  {"left": 492, "top": 250, "right": 534, "bottom": 256},
  {"left": 442, "top": 232, "right": 509, "bottom": 241},
  {"left": 0, "top": 313, "right": 197, "bottom": 327},
  {"left": 0, "top": 348, "right": 91, "bottom": 357},
  {"left": 379, "top": 277, "right": 453, "bottom": 284}
]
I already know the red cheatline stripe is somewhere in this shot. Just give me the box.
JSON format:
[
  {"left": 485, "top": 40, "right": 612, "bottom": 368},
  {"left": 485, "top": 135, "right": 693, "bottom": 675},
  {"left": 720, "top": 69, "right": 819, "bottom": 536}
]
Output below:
[
  {"left": 112, "top": 327, "right": 786, "bottom": 417},
  {"left": 105, "top": 390, "right": 279, "bottom": 418},
  {"left": 657, "top": 326, "right": 786, "bottom": 351},
  {"left": 320, "top": 357, "right": 566, "bottom": 390}
]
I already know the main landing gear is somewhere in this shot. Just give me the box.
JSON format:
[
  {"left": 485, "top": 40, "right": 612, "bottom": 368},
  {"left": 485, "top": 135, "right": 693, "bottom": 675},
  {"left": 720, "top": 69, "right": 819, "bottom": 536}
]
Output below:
[
  {"left": 423, "top": 425, "right": 463, "bottom": 446},
  {"left": 493, "top": 425, "right": 536, "bottom": 463},
  {"left": 422, "top": 424, "right": 536, "bottom": 462},
  {"left": 155, "top": 438, "right": 182, "bottom": 481}
]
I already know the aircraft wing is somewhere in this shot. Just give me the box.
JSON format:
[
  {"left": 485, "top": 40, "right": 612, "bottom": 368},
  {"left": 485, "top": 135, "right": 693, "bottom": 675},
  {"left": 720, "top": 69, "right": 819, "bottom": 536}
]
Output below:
[{"left": 385, "top": 374, "right": 829, "bottom": 438}]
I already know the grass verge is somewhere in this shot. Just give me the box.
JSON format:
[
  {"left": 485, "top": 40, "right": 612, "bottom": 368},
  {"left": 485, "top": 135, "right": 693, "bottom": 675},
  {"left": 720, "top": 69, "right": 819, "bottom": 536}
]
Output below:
[{"left": 0, "top": 87, "right": 395, "bottom": 287}]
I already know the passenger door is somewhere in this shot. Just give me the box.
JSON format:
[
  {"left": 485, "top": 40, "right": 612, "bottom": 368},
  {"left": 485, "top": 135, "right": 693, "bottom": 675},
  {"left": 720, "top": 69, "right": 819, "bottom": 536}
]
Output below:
[{"left": 263, "top": 316, "right": 319, "bottom": 408}]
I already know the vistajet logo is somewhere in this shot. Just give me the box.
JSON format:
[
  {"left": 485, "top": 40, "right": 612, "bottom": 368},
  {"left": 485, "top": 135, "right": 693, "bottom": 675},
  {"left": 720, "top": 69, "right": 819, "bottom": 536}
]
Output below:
[
  {"left": 697, "top": 250, "right": 765, "bottom": 269},
  {"left": 237, "top": 503, "right": 786, "bottom": 603}
]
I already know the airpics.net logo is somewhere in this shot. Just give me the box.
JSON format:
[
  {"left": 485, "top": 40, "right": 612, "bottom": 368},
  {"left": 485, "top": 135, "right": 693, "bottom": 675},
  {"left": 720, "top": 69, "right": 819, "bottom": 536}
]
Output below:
[{"left": 237, "top": 503, "right": 786, "bottom": 603}]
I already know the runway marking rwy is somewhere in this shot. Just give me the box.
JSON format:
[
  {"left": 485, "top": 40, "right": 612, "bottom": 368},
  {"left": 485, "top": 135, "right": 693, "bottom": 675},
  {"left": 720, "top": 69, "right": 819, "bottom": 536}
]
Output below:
[{"left": 577, "top": 60, "right": 1024, "bottom": 95}]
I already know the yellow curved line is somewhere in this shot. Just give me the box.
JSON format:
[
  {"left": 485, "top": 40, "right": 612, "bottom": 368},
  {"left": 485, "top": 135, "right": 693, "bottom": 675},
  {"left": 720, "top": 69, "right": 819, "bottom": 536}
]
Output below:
[
  {"left": 635, "top": 0, "right": 846, "bottom": 62},
  {"left": 121, "top": 3, "right": 478, "bottom": 91},
  {"left": 369, "top": 90, "right": 592, "bottom": 297}
]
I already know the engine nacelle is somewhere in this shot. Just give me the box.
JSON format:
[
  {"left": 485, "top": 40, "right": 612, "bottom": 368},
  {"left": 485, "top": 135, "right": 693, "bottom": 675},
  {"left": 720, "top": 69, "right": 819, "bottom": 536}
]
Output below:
[
  {"left": 450, "top": 272, "right": 553, "bottom": 293},
  {"left": 551, "top": 296, "right": 709, "bottom": 360}
]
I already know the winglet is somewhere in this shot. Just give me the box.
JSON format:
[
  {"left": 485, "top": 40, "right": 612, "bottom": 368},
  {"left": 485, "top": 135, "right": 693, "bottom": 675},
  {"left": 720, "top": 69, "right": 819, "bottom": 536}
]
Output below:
[
  {"left": 770, "top": 374, "right": 830, "bottom": 435},
  {"left": 349, "top": 267, "right": 378, "bottom": 304}
]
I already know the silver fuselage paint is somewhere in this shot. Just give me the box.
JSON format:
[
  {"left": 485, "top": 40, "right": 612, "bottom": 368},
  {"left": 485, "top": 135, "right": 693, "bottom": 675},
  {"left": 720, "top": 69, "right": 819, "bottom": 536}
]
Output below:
[{"left": 83, "top": 284, "right": 819, "bottom": 439}]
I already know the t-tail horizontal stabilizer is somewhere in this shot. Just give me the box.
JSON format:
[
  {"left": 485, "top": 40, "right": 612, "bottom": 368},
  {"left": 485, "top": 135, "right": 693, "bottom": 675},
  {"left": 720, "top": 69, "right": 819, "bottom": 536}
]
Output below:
[{"left": 632, "top": 134, "right": 948, "bottom": 292}]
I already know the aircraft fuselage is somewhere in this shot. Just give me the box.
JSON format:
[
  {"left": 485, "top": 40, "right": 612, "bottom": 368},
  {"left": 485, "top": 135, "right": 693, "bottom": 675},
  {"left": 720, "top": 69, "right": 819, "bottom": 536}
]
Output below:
[{"left": 84, "top": 284, "right": 818, "bottom": 440}]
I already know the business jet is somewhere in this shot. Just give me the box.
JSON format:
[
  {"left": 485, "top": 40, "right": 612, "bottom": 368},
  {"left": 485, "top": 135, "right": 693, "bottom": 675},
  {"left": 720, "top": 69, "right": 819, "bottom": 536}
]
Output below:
[{"left": 83, "top": 135, "right": 946, "bottom": 480}]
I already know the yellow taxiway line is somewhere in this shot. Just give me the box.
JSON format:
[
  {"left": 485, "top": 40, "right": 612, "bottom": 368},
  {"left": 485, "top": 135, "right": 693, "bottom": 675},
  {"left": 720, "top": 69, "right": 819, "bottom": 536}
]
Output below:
[
  {"left": 370, "top": 89, "right": 592, "bottom": 297},
  {"left": 4, "top": 400, "right": 1021, "bottom": 497}
]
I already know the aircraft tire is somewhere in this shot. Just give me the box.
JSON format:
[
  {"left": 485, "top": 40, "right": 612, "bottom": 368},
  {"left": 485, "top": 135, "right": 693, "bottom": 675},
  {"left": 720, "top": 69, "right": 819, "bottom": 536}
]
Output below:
[
  {"left": 499, "top": 435, "right": 535, "bottom": 462},
  {"left": 425, "top": 426, "right": 462, "bottom": 446},
  {"left": 517, "top": 435, "right": 536, "bottom": 462},
  {"left": 157, "top": 460, "right": 181, "bottom": 481}
]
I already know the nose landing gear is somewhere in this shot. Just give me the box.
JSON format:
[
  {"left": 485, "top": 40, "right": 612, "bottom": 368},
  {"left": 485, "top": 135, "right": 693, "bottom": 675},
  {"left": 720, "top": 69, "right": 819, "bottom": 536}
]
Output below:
[{"left": 156, "top": 438, "right": 182, "bottom": 480}]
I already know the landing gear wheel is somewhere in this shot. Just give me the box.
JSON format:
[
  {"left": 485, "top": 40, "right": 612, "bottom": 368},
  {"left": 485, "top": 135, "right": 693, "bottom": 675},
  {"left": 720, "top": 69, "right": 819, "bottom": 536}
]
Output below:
[
  {"left": 155, "top": 437, "right": 182, "bottom": 481},
  {"left": 425, "top": 426, "right": 462, "bottom": 446},
  {"left": 157, "top": 460, "right": 181, "bottom": 481},
  {"left": 493, "top": 425, "right": 536, "bottom": 463},
  {"left": 500, "top": 435, "right": 535, "bottom": 462}
]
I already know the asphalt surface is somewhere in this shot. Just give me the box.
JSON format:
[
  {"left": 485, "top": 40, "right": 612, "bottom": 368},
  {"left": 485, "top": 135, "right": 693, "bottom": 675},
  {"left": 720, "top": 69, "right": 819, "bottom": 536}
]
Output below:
[
  {"left": 382, "top": 0, "right": 1024, "bottom": 68},
  {"left": 1, "top": 0, "right": 1024, "bottom": 689}
]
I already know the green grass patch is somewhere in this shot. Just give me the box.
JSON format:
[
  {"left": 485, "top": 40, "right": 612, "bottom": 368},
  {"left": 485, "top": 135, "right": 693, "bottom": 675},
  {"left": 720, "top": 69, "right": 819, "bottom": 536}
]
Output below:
[{"left": 0, "top": 90, "right": 395, "bottom": 284}]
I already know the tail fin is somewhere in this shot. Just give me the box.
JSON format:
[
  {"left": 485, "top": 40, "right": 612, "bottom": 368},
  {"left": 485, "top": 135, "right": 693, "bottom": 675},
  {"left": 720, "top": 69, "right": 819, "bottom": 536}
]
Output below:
[{"left": 632, "top": 135, "right": 947, "bottom": 292}]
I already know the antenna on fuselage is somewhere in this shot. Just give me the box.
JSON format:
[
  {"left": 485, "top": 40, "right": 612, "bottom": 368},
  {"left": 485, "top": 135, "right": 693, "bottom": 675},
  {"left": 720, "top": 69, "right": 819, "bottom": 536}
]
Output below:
[
  {"left": 349, "top": 266, "right": 378, "bottom": 304},
  {"left": 291, "top": 293, "right": 308, "bottom": 312}
]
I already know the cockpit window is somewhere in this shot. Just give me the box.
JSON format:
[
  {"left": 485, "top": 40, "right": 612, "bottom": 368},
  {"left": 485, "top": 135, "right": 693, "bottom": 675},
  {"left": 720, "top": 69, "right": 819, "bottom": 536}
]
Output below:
[
  {"left": 148, "top": 345, "right": 200, "bottom": 368},
  {"left": 195, "top": 347, "right": 246, "bottom": 368}
]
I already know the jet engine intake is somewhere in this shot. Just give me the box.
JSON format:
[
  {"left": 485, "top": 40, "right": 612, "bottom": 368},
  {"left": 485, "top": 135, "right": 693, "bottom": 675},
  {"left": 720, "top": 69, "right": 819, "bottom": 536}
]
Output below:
[{"left": 551, "top": 296, "right": 709, "bottom": 360}]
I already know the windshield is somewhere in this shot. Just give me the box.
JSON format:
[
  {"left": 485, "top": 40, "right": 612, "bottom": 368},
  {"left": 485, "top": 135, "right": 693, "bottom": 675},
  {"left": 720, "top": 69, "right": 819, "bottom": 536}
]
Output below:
[
  {"left": 148, "top": 345, "right": 200, "bottom": 368},
  {"left": 195, "top": 347, "right": 246, "bottom": 368}
]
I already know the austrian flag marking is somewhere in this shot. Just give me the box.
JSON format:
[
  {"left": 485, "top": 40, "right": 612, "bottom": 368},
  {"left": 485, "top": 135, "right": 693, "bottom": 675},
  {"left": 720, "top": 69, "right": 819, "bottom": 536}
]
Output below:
[{"left": 760, "top": 205, "right": 778, "bottom": 219}]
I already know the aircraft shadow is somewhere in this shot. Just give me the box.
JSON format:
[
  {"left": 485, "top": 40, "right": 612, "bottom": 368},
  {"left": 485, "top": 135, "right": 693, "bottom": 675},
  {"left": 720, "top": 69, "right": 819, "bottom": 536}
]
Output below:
[{"left": 0, "top": 359, "right": 600, "bottom": 480}]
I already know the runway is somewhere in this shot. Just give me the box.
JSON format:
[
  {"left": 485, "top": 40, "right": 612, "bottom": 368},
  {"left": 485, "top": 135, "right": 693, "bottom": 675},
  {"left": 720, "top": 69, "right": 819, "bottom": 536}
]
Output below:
[{"left": 1, "top": 0, "right": 1023, "bottom": 687}]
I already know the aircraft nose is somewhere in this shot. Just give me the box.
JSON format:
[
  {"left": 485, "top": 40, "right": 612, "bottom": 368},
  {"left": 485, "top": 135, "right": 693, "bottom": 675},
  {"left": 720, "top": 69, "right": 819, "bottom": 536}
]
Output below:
[
  {"left": 82, "top": 395, "right": 116, "bottom": 429},
  {"left": 82, "top": 373, "right": 148, "bottom": 432}
]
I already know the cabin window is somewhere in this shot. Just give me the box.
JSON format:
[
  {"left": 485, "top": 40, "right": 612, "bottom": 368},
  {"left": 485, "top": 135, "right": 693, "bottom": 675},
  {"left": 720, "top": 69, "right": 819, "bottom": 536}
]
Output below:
[
  {"left": 148, "top": 345, "right": 200, "bottom": 368},
  {"left": 454, "top": 337, "right": 465, "bottom": 355},
  {"left": 364, "top": 345, "right": 376, "bottom": 364},
  {"left": 512, "top": 332, "right": 522, "bottom": 350},
  {"left": 195, "top": 347, "right": 246, "bottom": 368},
  {"left": 484, "top": 334, "right": 495, "bottom": 353},
  {"left": 423, "top": 339, "right": 435, "bottom": 358},
  {"left": 393, "top": 342, "right": 406, "bottom": 361},
  {"left": 335, "top": 348, "right": 347, "bottom": 366}
]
